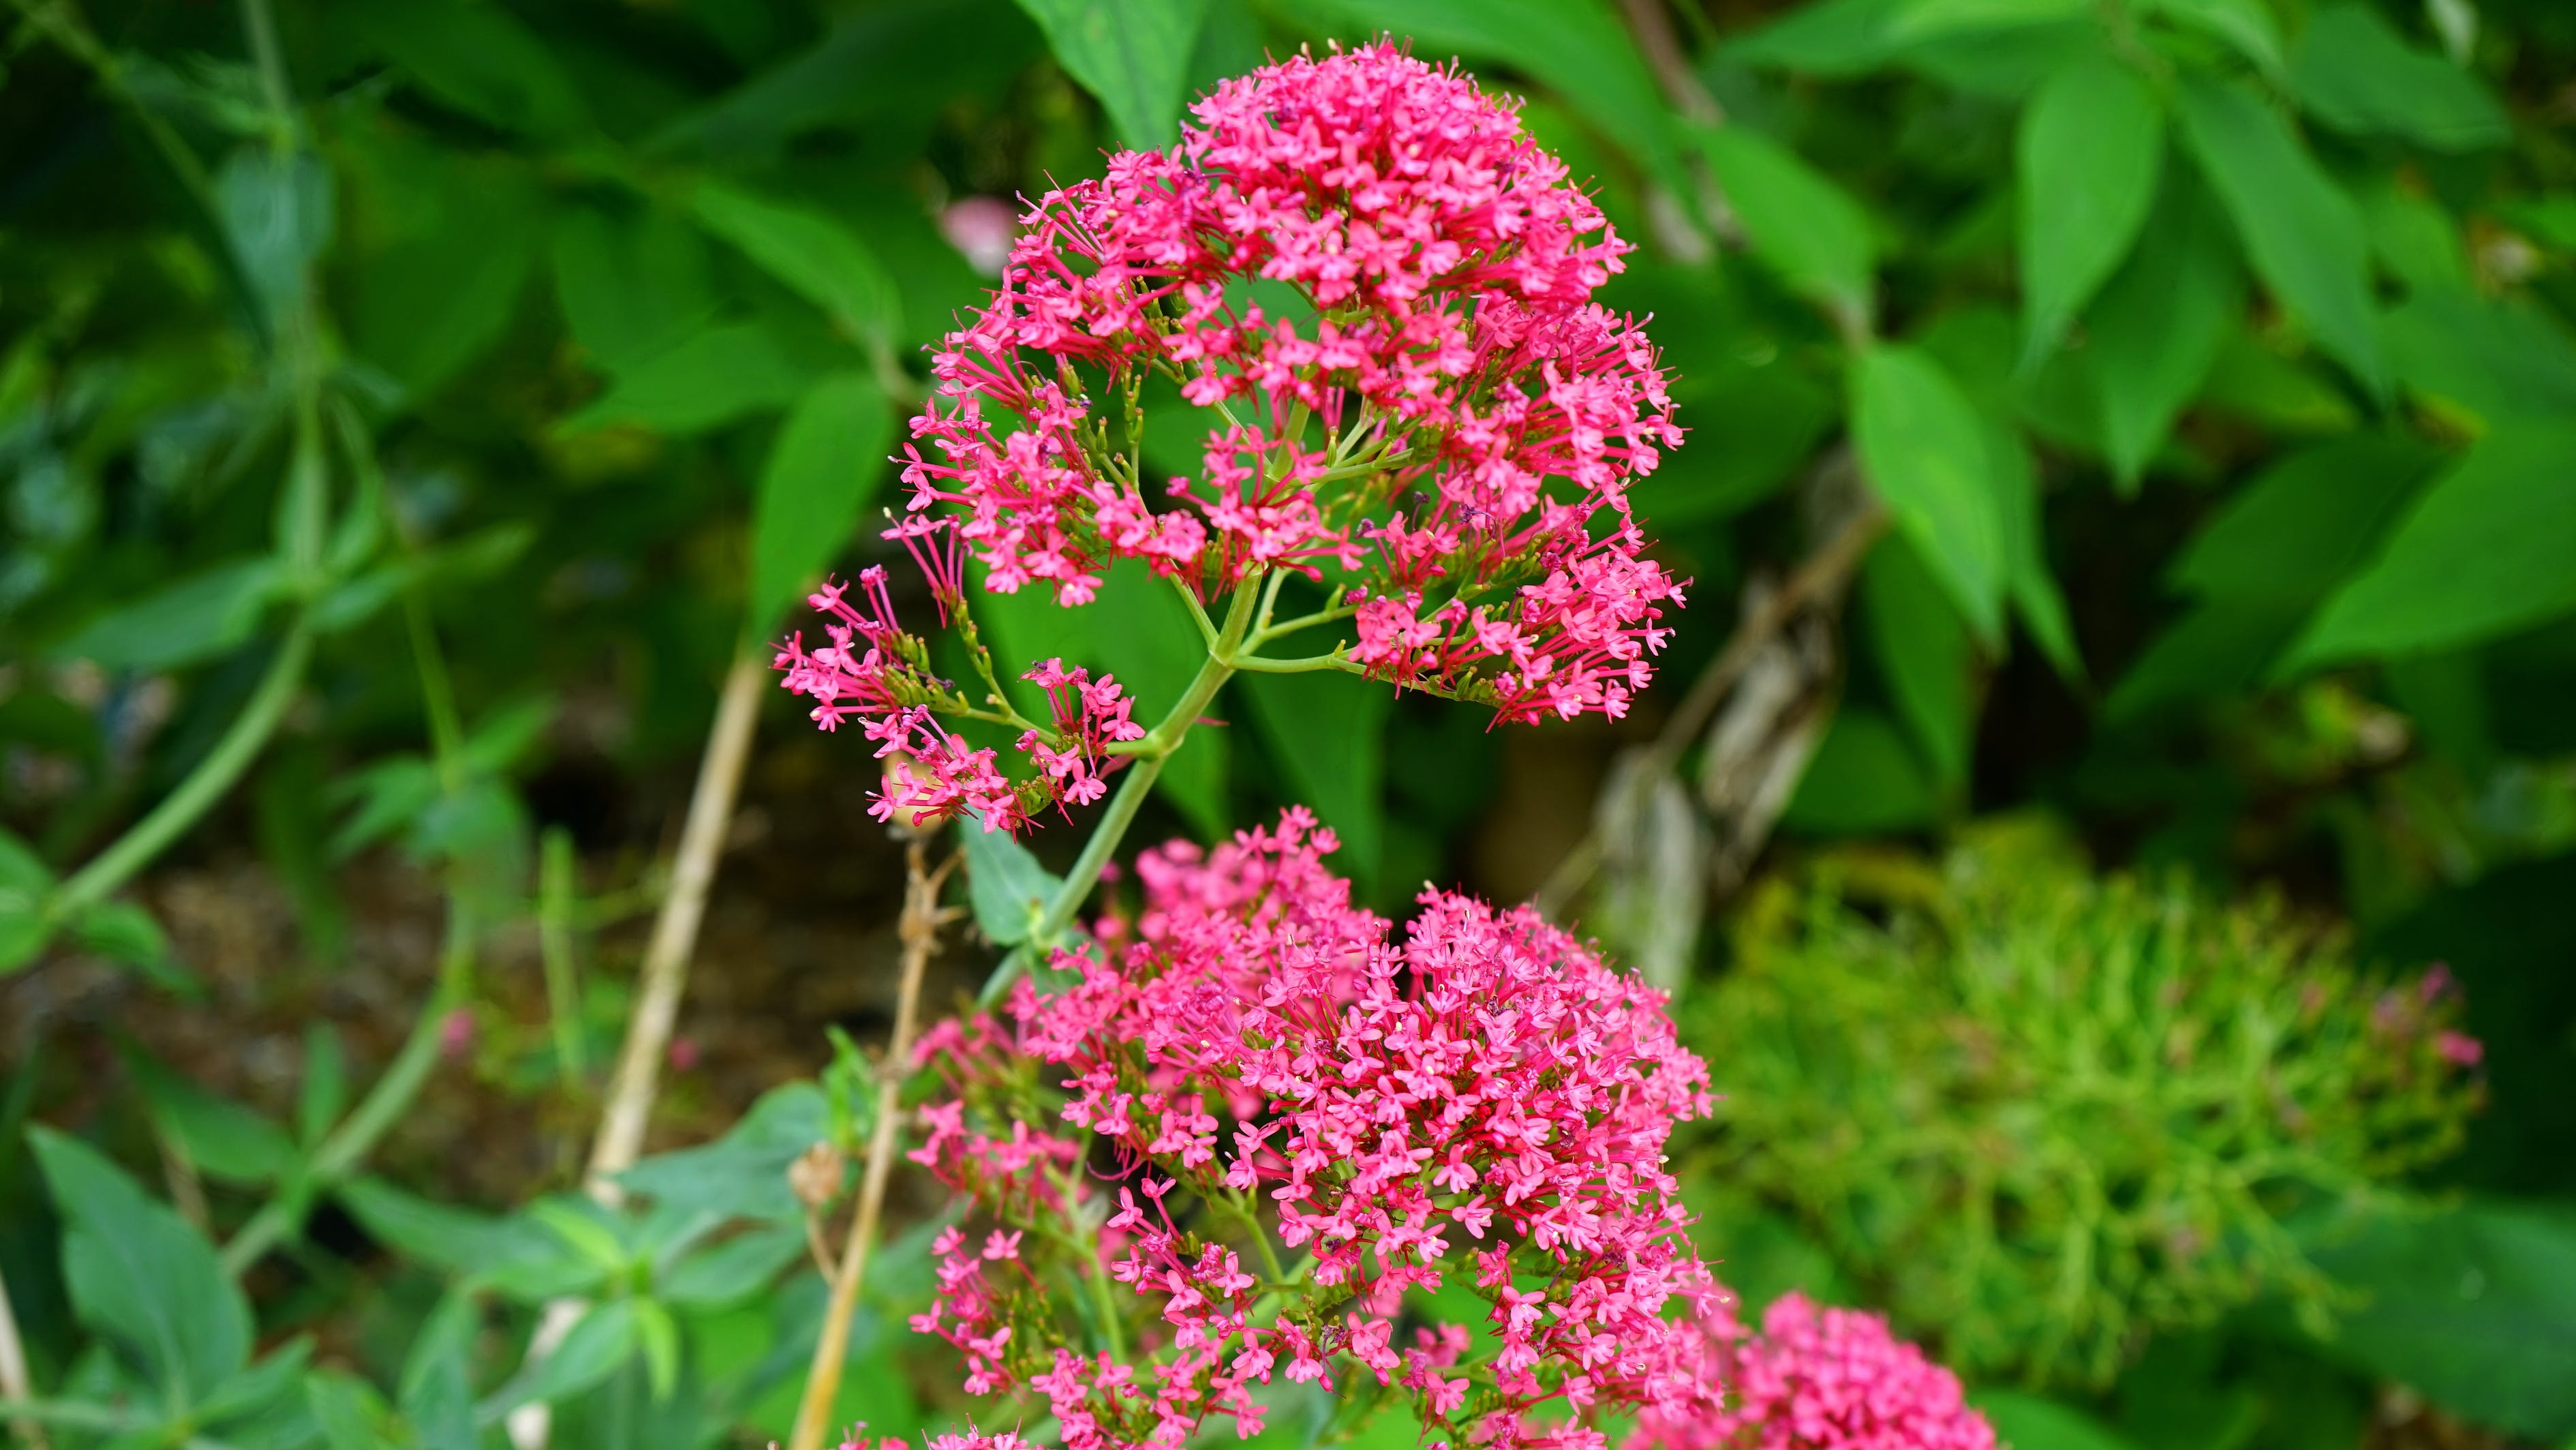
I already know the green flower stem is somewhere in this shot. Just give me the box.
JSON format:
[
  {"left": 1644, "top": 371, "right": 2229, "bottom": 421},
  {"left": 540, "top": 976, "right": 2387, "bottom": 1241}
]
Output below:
[{"left": 50, "top": 624, "right": 315, "bottom": 922}]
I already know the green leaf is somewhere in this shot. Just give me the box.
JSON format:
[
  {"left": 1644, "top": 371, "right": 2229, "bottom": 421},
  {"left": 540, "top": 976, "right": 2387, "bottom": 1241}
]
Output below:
[
  {"left": 52, "top": 556, "right": 285, "bottom": 671},
  {"left": 307, "top": 1370, "right": 404, "bottom": 1450},
  {"left": 1782, "top": 709, "right": 1939, "bottom": 833},
  {"left": 2169, "top": 433, "right": 2442, "bottom": 604},
  {"left": 2294, "top": 423, "right": 2576, "bottom": 667},
  {"left": 1087, "top": 568, "right": 1226, "bottom": 839},
  {"left": 751, "top": 372, "right": 895, "bottom": 633},
  {"left": 2085, "top": 168, "right": 2241, "bottom": 490},
  {"left": 532, "top": 1196, "right": 633, "bottom": 1271},
  {"left": 690, "top": 182, "right": 899, "bottom": 345},
  {"left": 1850, "top": 344, "right": 2007, "bottom": 641},
  {"left": 619, "top": 1081, "right": 831, "bottom": 1225},
  {"left": 340, "top": 1177, "right": 548, "bottom": 1277},
  {"left": 552, "top": 203, "right": 720, "bottom": 371},
  {"left": 2363, "top": 181, "right": 2472, "bottom": 293},
  {"left": 1239, "top": 669, "right": 1389, "bottom": 887},
  {"left": 1314, "top": 0, "right": 1683, "bottom": 184},
  {"left": 67, "top": 900, "right": 195, "bottom": 992},
  {"left": 298, "top": 1022, "right": 345, "bottom": 1148},
  {"left": 2383, "top": 286, "right": 2576, "bottom": 431},
  {"left": 2293, "top": 5, "right": 2509, "bottom": 152},
  {"left": 1888, "top": 0, "right": 2086, "bottom": 45},
  {"left": 633, "top": 1298, "right": 682, "bottom": 1402},
  {"left": 1973, "top": 1390, "right": 2145, "bottom": 1450},
  {"left": 196, "top": 1337, "right": 313, "bottom": 1433},
  {"left": 2306, "top": 1200, "right": 2576, "bottom": 1440},
  {"left": 658, "top": 1225, "right": 805, "bottom": 1309},
  {"left": 1698, "top": 127, "right": 1878, "bottom": 316},
  {"left": 119, "top": 1044, "right": 298, "bottom": 1185},
  {"left": 1862, "top": 533, "right": 1976, "bottom": 789},
  {"left": 2195, "top": 327, "right": 2361, "bottom": 434},
  {"left": 489, "top": 1299, "right": 641, "bottom": 1417},
  {"left": 2106, "top": 601, "right": 2308, "bottom": 720},
  {"left": 960, "top": 818, "right": 1062, "bottom": 946},
  {"left": 343, "top": 0, "right": 593, "bottom": 139},
  {"left": 559, "top": 322, "right": 814, "bottom": 436},
  {"left": 352, "top": 160, "right": 544, "bottom": 398},
  {"left": 217, "top": 149, "right": 333, "bottom": 328},
  {"left": 2017, "top": 52, "right": 2162, "bottom": 367},
  {"left": 1729, "top": 0, "right": 1910, "bottom": 74},
  {"left": 1013, "top": 0, "right": 1210, "bottom": 151},
  {"left": 2142, "top": 0, "right": 2285, "bottom": 78},
  {"left": 1993, "top": 421, "right": 2081, "bottom": 680},
  {"left": 2175, "top": 74, "right": 2387, "bottom": 395},
  {"left": 397, "top": 1290, "right": 478, "bottom": 1450},
  {"left": 0, "top": 826, "right": 52, "bottom": 973},
  {"left": 29, "top": 1126, "right": 252, "bottom": 1406}
]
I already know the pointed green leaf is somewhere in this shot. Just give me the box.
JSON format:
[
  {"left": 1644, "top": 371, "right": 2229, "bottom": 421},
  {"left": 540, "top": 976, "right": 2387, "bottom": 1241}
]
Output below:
[
  {"left": 0, "top": 826, "right": 52, "bottom": 974},
  {"left": 2085, "top": 169, "right": 2241, "bottom": 490},
  {"left": 1888, "top": 0, "right": 2087, "bottom": 46},
  {"left": 2293, "top": 5, "right": 2509, "bottom": 152},
  {"left": 489, "top": 1299, "right": 640, "bottom": 1416},
  {"left": 1783, "top": 709, "right": 1940, "bottom": 834},
  {"left": 1972, "top": 1391, "right": 2145, "bottom": 1450},
  {"left": 1862, "top": 534, "right": 1977, "bottom": 788},
  {"left": 1239, "top": 669, "right": 1388, "bottom": 887},
  {"left": 2294, "top": 423, "right": 2576, "bottom": 667},
  {"left": 751, "top": 372, "right": 895, "bottom": 633},
  {"left": 960, "top": 818, "right": 1062, "bottom": 947},
  {"left": 1991, "top": 420, "right": 2081, "bottom": 681},
  {"left": 2175, "top": 75, "right": 2386, "bottom": 395},
  {"left": 2168, "top": 433, "right": 2442, "bottom": 604},
  {"left": 2383, "top": 286, "right": 2576, "bottom": 430},
  {"left": 1700, "top": 127, "right": 1878, "bottom": 316},
  {"left": 1850, "top": 345, "right": 2007, "bottom": 641},
  {"left": 2142, "top": 0, "right": 2285, "bottom": 78},
  {"left": 51, "top": 557, "right": 286, "bottom": 671},
  {"left": 1013, "top": 0, "right": 1210, "bottom": 151},
  {"left": 689, "top": 183, "right": 899, "bottom": 344},
  {"left": 29, "top": 1127, "right": 251, "bottom": 1406},
  {"left": 119, "top": 1044, "right": 298, "bottom": 1185},
  {"left": 397, "top": 1290, "right": 478, "bottom": 1450},
  {"left": 559, "top": 322, "right": 814, "bottom": 437},
  {"left": 2105, "top": 599, "right": 2308, "bottom": 721},
  {"left": 307, "top": 1370, "right": 405, "bottom": 1450},
  {"left": 298, "top": 1023, "right": 346, "bottom": 1147},
  {"left": 344, "top": 0, "right": 593, "bottom": 139},
  {"left": 2017, "top": 52, "right": 2162, "bottom": 366}
]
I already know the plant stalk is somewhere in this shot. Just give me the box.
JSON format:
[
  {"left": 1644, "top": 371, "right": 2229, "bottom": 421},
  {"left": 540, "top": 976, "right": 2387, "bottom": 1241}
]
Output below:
[{"left": 786, "top": 839, "right": 950, "bottom": 1450}]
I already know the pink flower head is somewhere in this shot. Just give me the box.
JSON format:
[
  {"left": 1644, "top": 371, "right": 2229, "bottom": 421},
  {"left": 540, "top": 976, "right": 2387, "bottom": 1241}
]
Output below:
[
  {"left": 1630, "top": 1295, "right": 1997, "bottom": 1450},
  {"left": 899, "top": 42, "right": 1687, "bottom": 725},
  {"left": 908, "top": 811, "right": 1725, "bottom": 1449}
]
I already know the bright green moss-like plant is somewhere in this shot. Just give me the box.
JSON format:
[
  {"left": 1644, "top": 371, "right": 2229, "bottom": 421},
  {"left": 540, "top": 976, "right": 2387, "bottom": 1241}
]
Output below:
[{"left": 1687, "top": 820, "right": 2483, "bottom": 1388}]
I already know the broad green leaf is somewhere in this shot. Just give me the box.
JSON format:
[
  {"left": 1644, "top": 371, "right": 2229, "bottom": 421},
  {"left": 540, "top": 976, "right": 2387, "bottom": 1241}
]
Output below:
[
  {"left": 2305, "top": 1200, "right": 2576, "bottom": 1440},
  {"left": 1730, "top": 0, "right": 1909, "bottom": 74},
  {"left": 2363, "top": 181, "right": 2471, "bottom": 293},
  {"left": 559, "top": 322, "right": 813, "bottom": 436},
  {"left": 2170, "top": 434, "right": 2442, "bottom": 604},
  {"left": 621, "top": 1082, "right": 831, "bottom": 1224},
  {"left": 2293, "top": 5, "right": 2509, "bottom": 152},
  {"left": 2017, "top": 52, "right": 2162, "bottom": 366},
  {"left": 1239, "top": 669, "right": 1388, "bottom": 886},
  {"left": 29, "top": 1126, "right": 251, "bottom": 1406},
  {"left": 2383, "top": 286, "right": 2576, "bottom": 430},
  {"left": 0, "top": 826, "right": 52, "bottom": 973},
  {"left": 2175, "top": 75, "right": 2387, "bottom": 395},
  {"left": 2195, "top": 328, "right": 2361, "bottom": 434},
  {"left": 1314, "top": 0, "right": 1683, "bottom": 184},
  {"left": 1991, "top": 419, "right": 2081, "bottom": 681},
  {"left": 552, "top": 203, "right": 720, "bottom": 370},
  {"left": 217, "top": 149, "right": 333, "bottom": 328},
  {"left": 751, "top": 372, "right": 895, "bottom": 632},
  {"left": 657, "top": 1, "right": 1044, "bottom": 158},
  {"left": 119, "top": 1044, "right": 298, "bottom": 1184},
  {"left": 532, "top": 1196, "right": 632, "bottom": 1271},
  {"left": 67, "top": 900, "right": 196, "bottom": 993},
  {"left": 1014, "top": 0, "right": 1210, "bottom": 151},
  {"left": 1781, "top": 709, "right": 1939, "bottom": 833},
  {"left": 1862, "top": 534, "right": 1976, "bottom": 788},
  {"left": 2295, "top": 423, "right": 2576, "bottom": 667},
  {"left": 352, "top": 160, "right": 543, "bottom": 397},
  {"left": 1850, "top": 345, "right": 2007, "bottom": 641},
  {"left": 634, "top": 1299, "right": 683, "bottom": 1402},
  {"left": 339, "top": 1177, "right": 566, "bottom": 1280},
  {"left": 489, "top": 1299, "right": 641, "bottom": 1415},
  {"left": 397, "top": 1290, "right": 478, "bottom": 1450},
  {"left": 1888, "top": 0, "right": 2086, "bottom": 45},
  {"left": 1700, "top": 127, "right": 1877, "bottom": 316},
  {"left": 343, "top": 0, "right": 593, "bottom": 139},
  {"left": 1973, "top": 1391, "right": 2144, "bottom": 1450},
  {"left": 658, "top": 1225, "right": 806, "bottom": 1309},
  {"left": 195, "top": 1337, "right": 313, "bottom": 1434},
  {"left": 52, "top": 556, "right": 284, "bottom": 671},
  {"left": 690, "top": 182, "right": 900, "bottom": 344},
  {"left": 961, "top": 819, "right": 1063, "bottom": 946},
  {"left": 2085, "top": 169, "right": 2241, "bottom": 490},
  {"left": 2142, "top": 0, "right": 2285, "bottom": 78},
  {"left": 307, "top": 1370, "right": 404, "bottom": 1450}
]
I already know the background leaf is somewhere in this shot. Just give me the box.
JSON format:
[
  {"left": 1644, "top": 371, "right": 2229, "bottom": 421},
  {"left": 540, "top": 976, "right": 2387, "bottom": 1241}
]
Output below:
[
  {"left": 2176, "top": 75, "right": 2386, "bottom": 395},
  {"left": 1012, "top": 0, "right": 1210, "bottom": 150},
  {"left": 750, "top": 372, "right": 894, "bottom": 633},
  {"left": 2085, "top": 168, "right": 2241, "bottom": 489},
  {"left": 2293, "top": 5, "right": 2509, "bottom": 152},
  {"left": 2017, "top": 51, "right": 2162, "bottom": 366},
  {"left": 1699, "top": 127, "right": 1879, "bottom": 315},
  {"left": 1239, "top": 669, "right": 1387, "bottom": 888},
  {"left": 689, "top": 183, "right": 899, "bottom": 344},
  {"left": 1850, "top": 344, "right": 2006, "bottom": 639}
]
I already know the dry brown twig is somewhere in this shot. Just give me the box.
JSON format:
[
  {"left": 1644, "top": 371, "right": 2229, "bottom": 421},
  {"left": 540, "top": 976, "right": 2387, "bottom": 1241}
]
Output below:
[{"left": 787, "top": 834, "right": 960, "bottom": 1450}]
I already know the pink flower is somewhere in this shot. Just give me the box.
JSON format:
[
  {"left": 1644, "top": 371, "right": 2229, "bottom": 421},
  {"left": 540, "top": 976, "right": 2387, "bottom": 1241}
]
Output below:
[
  {"left": 1630, "top": 1295, "right": 1997, "bottom": 1450},
  {"left": 906, "top": 810, "right": 1724, "bottom": 1449}
]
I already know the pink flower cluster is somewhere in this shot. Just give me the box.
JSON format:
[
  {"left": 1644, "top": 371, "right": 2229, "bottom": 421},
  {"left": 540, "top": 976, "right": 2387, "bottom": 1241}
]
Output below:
[
  {"left": 772, "top": 560, "right": 1146, "bottom": 830},
  {"left": 899, "top": 42, "right": 1687, "bottom": 725},
  {"left": 904, "top": 810, "right": 1725, "bottom": 1449},
  {"left": 1631, "top": 1295, "right": 1997, "bottom": 1450}
]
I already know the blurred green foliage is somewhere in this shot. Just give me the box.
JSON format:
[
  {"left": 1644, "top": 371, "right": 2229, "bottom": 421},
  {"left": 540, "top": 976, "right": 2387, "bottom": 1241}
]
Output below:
[{"left": 3, "top": 0, "right": 2576, "bottom": 1445}]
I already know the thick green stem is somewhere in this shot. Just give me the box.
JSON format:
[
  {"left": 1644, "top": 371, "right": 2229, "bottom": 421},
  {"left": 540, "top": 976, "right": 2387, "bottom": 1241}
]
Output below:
[{"left": 51, "top": 625, "right": 314, "bottom": 920}]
